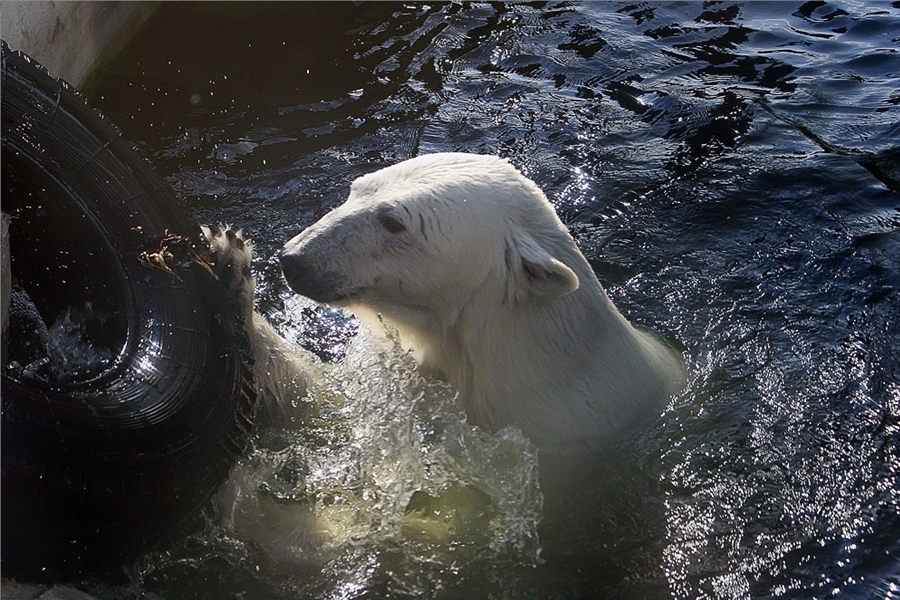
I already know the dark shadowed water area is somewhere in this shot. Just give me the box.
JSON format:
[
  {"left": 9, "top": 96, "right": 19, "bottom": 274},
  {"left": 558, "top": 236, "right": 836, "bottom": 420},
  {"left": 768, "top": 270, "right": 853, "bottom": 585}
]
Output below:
[{"left": 76, "top": 2, "right": 900, "bottom": 599}]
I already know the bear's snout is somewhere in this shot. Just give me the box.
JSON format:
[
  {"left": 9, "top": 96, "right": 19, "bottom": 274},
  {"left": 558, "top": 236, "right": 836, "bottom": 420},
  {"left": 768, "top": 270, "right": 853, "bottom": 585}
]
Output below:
[
  {"left": 279, "top": 248, "right": 306, "bottom": 273},
  {"left": 280, "top": 250, "right": 315, "bottom": 294},
  {"left": 280, "top": 247, "right": 354, "bottom": 304}
]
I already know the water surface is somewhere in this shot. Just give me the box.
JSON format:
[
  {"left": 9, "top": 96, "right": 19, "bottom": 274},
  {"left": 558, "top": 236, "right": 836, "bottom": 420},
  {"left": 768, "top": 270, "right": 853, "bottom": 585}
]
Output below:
[{"left": 87, "top": 2, "right": 899, "bottom": 598}]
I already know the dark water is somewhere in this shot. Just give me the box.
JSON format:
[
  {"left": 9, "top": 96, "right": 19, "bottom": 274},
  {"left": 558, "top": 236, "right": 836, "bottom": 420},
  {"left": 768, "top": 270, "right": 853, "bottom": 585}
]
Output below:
[{"left": 84, "top": 2, "right": 899, "bottom": 599}]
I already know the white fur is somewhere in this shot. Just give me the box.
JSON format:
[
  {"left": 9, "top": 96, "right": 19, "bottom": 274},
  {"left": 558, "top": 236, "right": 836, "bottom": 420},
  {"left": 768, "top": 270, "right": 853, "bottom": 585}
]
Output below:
[
  {"left": 201, "top": 225, "right": 315, "bottom": 425},
  {"left": 280, "top": 153, "right": 684, "bottom": 455}
]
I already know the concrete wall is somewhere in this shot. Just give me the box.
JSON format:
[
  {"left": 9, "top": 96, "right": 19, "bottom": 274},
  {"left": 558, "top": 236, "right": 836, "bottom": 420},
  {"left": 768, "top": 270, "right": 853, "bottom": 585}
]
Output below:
[{"left": 1, "top": 1, "right": 157, "bottom": 87}]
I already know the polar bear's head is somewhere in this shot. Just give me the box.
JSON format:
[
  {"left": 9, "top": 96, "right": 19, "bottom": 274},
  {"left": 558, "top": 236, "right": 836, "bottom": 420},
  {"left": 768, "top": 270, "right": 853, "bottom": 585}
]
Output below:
[{"left": 280, "top": 153, "right": 581, "bottom": 329}]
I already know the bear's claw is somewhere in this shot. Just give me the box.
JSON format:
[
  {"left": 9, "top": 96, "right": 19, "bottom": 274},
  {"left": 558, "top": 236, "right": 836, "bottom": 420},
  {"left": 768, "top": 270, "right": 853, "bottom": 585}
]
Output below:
[{"left": 202, "top": 224, "right": 255, "bottom": 317}]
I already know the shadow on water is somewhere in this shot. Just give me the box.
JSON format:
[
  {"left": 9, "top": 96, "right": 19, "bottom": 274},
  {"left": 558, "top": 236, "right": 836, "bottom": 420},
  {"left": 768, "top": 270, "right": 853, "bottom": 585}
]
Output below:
[{"left": 77, "top": 2, "right": 900, "bottom": 598}]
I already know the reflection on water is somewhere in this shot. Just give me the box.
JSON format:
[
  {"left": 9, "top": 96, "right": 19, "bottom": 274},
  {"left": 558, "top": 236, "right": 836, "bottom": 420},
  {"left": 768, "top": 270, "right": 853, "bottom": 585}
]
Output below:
[{"left": 87, "top": 2, "right": 900, "bottom": 598}]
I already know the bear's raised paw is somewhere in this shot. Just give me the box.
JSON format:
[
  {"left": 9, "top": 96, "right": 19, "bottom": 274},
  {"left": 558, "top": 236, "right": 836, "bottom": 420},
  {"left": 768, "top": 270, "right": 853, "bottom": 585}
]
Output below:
[{"left": 202, "top": 224, "right": 255, "bottom": 316}]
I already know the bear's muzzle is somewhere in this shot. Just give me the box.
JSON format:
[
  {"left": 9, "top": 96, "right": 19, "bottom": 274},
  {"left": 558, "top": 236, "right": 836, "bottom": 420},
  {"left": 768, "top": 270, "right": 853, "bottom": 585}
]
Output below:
[{"left": 279, "top": 249, "right": 356, "bottom": 304}]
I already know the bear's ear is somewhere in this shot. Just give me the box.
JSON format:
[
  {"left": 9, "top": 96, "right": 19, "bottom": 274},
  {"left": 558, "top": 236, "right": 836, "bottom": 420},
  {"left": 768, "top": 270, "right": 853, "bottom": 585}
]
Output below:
[{"left": 511, "top": 229, "right": 580, "bottom": 299}]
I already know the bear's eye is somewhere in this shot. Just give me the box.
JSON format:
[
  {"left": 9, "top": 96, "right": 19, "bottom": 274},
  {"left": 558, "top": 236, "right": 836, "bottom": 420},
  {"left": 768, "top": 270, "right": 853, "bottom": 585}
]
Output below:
[{"left": 379, "top": 214, "right": 407, "bottom": 234}]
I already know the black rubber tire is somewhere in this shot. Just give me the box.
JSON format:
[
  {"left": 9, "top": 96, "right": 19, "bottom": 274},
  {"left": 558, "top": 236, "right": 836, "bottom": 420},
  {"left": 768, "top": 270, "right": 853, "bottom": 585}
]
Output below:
[{"left": 1, "top": 42, "right": 257, "bottom": 581}]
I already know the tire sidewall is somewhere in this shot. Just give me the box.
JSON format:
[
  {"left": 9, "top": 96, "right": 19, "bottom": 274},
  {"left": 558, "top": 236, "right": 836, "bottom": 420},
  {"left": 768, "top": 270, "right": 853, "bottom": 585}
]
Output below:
[{"left": 1, "top": 42, "right": 257, "bottom": 580}]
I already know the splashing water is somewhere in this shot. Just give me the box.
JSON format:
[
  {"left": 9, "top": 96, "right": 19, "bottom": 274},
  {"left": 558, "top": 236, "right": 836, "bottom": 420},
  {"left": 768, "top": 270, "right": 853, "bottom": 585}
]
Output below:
[
  {"left": 44, "top": 303, "right": 114, "bottom": 380},
  {"left": 120, "top": 324, "right": 542, "bottom": 599},
  {"left": 7, "top": 301, "right": 115, "bottom": 383}
]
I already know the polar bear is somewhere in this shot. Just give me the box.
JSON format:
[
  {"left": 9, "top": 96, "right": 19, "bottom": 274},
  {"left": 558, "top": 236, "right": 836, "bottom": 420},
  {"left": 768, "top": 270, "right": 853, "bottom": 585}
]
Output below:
[{"left": 279, "top": 153, "right": 684, "bottom": 455}]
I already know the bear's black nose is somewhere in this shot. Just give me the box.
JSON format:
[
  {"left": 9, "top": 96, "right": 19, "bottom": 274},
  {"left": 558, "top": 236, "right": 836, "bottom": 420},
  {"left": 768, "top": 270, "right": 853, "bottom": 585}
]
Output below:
[
  {"left": 280, "top": 246, "right": 352, "bottom": 303},
  {"left": 279, "top": 251, "right": 314, "bottom": 294}
]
